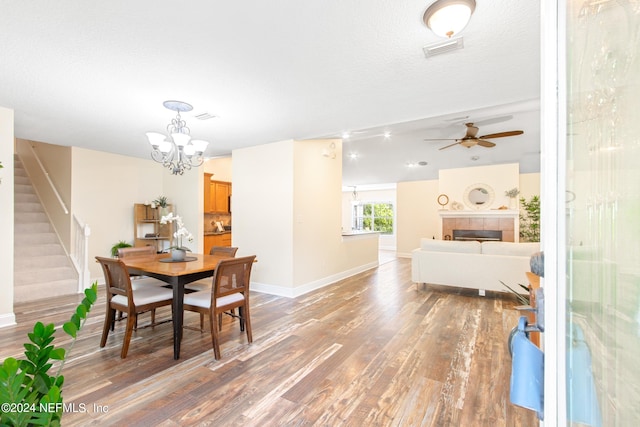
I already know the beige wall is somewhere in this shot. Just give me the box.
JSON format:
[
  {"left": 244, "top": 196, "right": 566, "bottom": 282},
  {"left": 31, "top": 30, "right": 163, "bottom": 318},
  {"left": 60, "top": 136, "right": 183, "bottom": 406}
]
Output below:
[
  {"left": 396, "top": 179, "right": 441, "bottom": 256},
  {"left": 232, "top": 140, "right": 295, "bottom": 289},
  {"left": 293, "top": 139, "right": 343, "bottom": 285},
  {"left": 232, "top": 138, "right": 378, "bottom": 297},
  {"left": 0, "top": 106, "right": 15, "bottom": 327},
  {"left": 71, "top": 147, "right": 166, "bottom": 281},
  {"left": 204, "top": 157, "right": 232, "bottom": 182},
  {"left": 162, "top": 166, "right": 203, "bottom": 253},
  {"left": 439, "top": 163, "right": 520, "bottom": 210}
]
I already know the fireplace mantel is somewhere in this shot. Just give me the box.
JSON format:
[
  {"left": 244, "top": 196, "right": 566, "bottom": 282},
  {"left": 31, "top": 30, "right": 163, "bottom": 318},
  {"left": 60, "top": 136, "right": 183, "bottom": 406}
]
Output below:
[
  {"left": 439, "top": 210, "right": 519, "bottom": 242},
  {"left": 438, "top": 209, "right": 519, "bottom": 218}
]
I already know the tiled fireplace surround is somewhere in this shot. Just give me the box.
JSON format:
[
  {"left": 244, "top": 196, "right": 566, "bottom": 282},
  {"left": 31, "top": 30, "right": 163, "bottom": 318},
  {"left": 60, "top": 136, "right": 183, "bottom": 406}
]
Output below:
[{"left": 441, "top": 211, "right": 518, "bottom": 242}]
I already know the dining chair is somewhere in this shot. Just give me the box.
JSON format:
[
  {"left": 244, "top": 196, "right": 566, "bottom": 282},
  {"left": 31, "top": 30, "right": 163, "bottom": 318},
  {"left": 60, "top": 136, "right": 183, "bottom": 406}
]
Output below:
[
  {"left": 185, "top": 246, "right": 239, "bottom": 292},
  {"left": 96, "top": 256, "right": 174, "bottom": 358},
  {"left": 183, "top": 255, "right": 256, "bottom": 360},
  {"left": 117, "top": 245, "right": 166, "bottom": 288}
]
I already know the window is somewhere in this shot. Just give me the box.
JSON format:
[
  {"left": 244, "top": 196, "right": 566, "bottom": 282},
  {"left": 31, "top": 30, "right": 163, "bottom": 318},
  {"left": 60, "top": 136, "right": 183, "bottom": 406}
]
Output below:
[{"left": 352, "top": 202, "right": 394, "bottom": 234}]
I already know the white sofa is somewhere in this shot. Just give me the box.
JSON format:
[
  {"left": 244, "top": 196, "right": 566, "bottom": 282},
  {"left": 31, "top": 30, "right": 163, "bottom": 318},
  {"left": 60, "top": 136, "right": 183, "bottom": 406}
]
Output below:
[{"left": 411, "top": 239, "right": 540, "bottom": 294}]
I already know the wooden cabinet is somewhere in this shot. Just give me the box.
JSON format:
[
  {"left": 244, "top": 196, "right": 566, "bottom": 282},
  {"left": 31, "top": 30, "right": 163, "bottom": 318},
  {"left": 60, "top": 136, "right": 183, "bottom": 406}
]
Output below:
[
  {"left": 204, "top": 173, "right": 213, "bottom": 212},
  {"left": 203, "top": 233, "right": 232, "bottom": 254},
  {"left": 213, "top": 181, "right": 230, "bottom": 213},
  {"left": 133, "top": 203, "right": 173, "bottom": 253},
  {"left": 204, "top": 175, "right": 231, "bottom": 213}
]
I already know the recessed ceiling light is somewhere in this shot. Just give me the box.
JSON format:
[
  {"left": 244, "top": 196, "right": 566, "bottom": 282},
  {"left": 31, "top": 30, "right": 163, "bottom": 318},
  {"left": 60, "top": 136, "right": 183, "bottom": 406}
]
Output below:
[
  {"left": 342, "top": 132, "right": 351, "bottom": 139},
  {"left": 406, "top": 161, "right": 417, "bottom": 168},
  {"left": 383, "top": 131, "right": 391, "bottom": 138},
  {"left": 471, "top": 155, "right": 479, "bottom": 161},
  {"left": 418, "top": 161, "right": 428, "bottom": 166},
  {"left": 348, "top": 152, "right": 359, "bottom": 160}
]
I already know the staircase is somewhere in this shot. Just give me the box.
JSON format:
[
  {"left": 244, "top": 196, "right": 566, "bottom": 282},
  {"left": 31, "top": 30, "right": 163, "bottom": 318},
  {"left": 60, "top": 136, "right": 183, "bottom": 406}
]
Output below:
[{"left": 13, "top": 156, "right": 77, "bottom": 303}]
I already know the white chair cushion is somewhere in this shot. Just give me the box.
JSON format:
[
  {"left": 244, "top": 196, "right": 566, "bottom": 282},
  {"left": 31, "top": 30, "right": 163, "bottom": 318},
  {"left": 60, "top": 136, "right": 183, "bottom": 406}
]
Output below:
[
  {"left": 183, "top": 291, "right": 244, "bottom": 309},
  {"left": 130, "top": 277, "right": 168, "bottom": 290},
  {"left": 185, "top": 279, "right": 211, "bottom": 292},
  {"left": 112, "top": 287, "right": 173, "bottom": 306}
]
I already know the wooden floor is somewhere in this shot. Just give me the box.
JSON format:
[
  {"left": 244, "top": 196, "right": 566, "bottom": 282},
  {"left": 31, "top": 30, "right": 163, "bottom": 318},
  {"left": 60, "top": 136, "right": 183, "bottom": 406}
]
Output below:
[{"left": 1, "top": 257, "right": 536, "bottom": 426}]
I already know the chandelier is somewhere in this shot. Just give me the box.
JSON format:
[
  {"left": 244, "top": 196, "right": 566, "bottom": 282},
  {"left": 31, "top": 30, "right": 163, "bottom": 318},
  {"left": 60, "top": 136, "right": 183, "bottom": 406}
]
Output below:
[{"left": 146, "top": 100, "right": 209, "bottom": 175}]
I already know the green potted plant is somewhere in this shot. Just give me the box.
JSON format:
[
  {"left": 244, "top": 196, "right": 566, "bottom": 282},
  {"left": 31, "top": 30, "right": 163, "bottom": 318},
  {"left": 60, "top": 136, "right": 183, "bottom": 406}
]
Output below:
[
  {"left": 0, "top": 283, "right": 98, "bottom": 426},
  {"left": 519, "top": 195, "right": 540, "bottom": 242},
  {"left": 153, "top": 196, "right": 169, "bottom": 217},
  {"left": 110, "top": 240, "right": 132, "bottom": 257}
]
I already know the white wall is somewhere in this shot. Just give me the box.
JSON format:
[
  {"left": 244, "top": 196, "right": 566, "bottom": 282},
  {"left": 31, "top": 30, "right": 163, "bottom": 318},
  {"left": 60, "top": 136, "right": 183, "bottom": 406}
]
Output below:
[{"left": 0, "top": 106, "right": 15, "bottom": 327}]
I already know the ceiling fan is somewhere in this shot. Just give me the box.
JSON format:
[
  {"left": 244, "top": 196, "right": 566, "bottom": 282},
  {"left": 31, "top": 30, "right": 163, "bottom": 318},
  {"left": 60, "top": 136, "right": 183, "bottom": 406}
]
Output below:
[{"left": 425, "top": 122, "right": 524, "bottom": 150}]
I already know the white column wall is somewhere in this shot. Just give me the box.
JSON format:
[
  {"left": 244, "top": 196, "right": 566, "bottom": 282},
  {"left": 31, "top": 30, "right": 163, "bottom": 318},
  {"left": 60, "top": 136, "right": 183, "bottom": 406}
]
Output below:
[{"left": 0, "top": 106, "right": 15, "bottom": 327}]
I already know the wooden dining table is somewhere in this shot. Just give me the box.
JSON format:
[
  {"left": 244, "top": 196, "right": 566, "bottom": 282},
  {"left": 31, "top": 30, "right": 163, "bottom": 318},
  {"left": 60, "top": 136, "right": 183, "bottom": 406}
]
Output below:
[{"left": 121, "top": 252, "right": 231, "bottom": 359}]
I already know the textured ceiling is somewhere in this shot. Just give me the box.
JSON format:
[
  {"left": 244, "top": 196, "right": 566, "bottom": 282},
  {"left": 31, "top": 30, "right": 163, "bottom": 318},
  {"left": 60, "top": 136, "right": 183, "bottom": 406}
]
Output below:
[{"left": 0, "top": 1, "right": 541, "bottom": 185}]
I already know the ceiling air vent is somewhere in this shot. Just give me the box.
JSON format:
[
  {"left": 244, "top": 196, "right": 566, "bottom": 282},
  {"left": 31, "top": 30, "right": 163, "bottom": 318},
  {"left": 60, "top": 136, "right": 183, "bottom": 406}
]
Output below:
[
  {"left": 423, "top": 37, "right": 464, "bottom": 58},
  {"left": 194, "top": 112, "right": 217, "bottom": 120}
]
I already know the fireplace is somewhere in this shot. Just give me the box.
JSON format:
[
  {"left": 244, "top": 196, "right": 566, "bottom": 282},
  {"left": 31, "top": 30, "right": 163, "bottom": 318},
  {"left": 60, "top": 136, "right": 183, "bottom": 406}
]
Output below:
[
  {"left": 453, "top": 229, "right": 502, "bottom": 242},
  {"left": 440, "top": 211, "right": 518, "bottom": 242}
]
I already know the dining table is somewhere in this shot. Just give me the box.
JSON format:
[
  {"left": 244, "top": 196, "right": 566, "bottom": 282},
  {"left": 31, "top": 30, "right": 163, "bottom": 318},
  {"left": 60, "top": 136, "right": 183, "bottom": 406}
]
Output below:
[{"left": 120, "top": 252, "right": 231, "bottom": 359}]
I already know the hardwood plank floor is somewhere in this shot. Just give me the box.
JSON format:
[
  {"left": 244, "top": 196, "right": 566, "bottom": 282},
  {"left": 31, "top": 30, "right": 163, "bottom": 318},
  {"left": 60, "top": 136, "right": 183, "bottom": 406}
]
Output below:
[{"left": 1, "top": 257, "right": 536, "bottom": 426}]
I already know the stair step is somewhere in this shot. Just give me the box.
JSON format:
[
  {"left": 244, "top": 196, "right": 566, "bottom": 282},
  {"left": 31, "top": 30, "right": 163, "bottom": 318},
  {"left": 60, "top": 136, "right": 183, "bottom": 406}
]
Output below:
[
  {"left": 15, "top": 222, "right": 53, "bottom": 233},
  {"left": 18, "top": 232, "right": 60, "bottom": 245},
  {"left": 14, "top": 279, "right": 78, "bottom": 303},
  {"left": 14, "top": 175, "right": 31, "bottom": 185},
  {"left": 14, "top": 193, "right": 39, "bottom": 203},
  {"left": 14, "top": 183, "right": 35, "bottom": 195},
  {"left": 14, "top": 243, "right": 66, "bottom": 256},
  {"left": 15, "top": 253, "right": 73, "bottom": 270},
  {"left": 14, "top": 202, "right": 45, "bottom": 213},
  {"left": 13, "top": 266, "right": 78, "bottom": 286},
  {"left": 14, "top": 212, "right": 49, "bottom": 223}
]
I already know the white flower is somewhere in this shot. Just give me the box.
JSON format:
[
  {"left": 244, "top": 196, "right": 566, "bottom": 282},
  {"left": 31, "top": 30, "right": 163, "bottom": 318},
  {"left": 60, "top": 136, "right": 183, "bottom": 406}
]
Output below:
[{"left": 160, "top": 213, "right": 193, "bottom": 250}]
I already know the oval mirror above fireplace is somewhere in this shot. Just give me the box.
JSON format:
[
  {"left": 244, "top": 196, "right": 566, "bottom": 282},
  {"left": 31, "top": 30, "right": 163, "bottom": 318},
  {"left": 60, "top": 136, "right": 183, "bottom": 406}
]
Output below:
[{"left": 464, "top": 183, "right": 494, "bottom": 210}]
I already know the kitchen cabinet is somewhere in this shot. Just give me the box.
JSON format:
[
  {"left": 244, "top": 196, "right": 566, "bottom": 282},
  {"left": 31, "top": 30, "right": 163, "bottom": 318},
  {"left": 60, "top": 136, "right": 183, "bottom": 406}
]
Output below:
[
  {"left": 133, "top": 203, "right": 173, "bottom": 253},
  {"left": 204, "top": 177, "right": 231, "bottom": 213},
  {"left": 204, "top": 233, "right": 232, "bottom": 253},
  {"left": 204, "top": 173, "right": 213, "bottom": 212}
]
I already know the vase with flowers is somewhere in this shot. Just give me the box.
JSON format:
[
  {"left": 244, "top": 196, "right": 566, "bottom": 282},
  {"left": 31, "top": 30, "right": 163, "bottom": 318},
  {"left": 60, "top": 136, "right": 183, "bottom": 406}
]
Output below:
[
  {"left": 160, "top": 212, "right": 194, "bottom": 261},
  {"left": 505, "top": 187, "right": 520, "bottom": 210}
]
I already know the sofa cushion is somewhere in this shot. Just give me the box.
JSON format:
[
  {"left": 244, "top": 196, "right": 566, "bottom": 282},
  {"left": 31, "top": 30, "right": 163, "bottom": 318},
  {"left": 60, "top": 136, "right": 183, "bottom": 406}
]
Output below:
[
  {"left": 481, "top": 241, "right": 540, "bottom": 257},
  {"left": 419, "top": 239, "right": 481, "bottom": 254}
]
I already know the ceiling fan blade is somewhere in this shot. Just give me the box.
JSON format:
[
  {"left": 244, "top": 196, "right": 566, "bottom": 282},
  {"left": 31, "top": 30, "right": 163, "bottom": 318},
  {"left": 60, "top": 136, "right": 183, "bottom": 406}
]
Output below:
[
  {"left": 439, "top": 141, "right": 462, "bottom": 150},
  {"left": 477, "top": 139, "right": 496, "bottom": 148},
  {"left": 478, "top": 130, "right": 524, "bottom": 139}
]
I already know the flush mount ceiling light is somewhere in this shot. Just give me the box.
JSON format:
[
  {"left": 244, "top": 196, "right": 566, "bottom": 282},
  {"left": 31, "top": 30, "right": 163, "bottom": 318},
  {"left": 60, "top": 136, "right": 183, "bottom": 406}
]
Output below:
[
  {"left": 146, "top": 100, "right": 209, "bottom": 175},
  {"left": 423, "top": 0, "right": 476, "bottom": 38}
]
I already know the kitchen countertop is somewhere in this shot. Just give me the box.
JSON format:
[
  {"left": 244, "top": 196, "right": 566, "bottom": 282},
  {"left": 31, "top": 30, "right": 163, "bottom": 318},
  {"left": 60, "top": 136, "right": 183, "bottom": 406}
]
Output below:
[{"left": 204, "top": 230, "right": 232, "bottom": 236}]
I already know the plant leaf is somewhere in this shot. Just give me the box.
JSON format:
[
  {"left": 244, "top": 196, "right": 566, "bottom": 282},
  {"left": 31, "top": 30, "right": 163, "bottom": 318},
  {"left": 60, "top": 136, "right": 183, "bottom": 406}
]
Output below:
[{"left": 63, "top": 321, "right": 78, "bottom": 338}]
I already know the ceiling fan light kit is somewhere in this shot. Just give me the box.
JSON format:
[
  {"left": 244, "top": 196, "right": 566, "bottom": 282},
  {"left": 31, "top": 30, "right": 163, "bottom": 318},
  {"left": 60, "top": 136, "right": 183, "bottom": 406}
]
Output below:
[
  {"left": 423, "top": 0, "right": 476, "bottom": 38},
  {"left": 146, "top": 100, "right": 210, "bottom": 175}
]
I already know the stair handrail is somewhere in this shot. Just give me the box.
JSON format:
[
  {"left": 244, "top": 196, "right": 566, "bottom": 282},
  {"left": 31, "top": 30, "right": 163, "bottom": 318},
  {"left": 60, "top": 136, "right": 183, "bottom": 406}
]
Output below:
[
  {"left": 27, "top": 143, "right": 69, "bottom": 214},
  {"left": 71, "top": 214, "right": 91, "bottom": 292}
]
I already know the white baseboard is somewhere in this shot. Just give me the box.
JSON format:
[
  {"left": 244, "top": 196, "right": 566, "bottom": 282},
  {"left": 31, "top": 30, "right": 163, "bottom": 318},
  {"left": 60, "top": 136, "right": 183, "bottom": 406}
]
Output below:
[
  {"left": 251, "top": 261, "right": 379, "bottom": 298},
  {"left": 396, "top": 252, "right": 412, "bottom": 258},
  {"left": 0, "top": 312, "right": 17, "bottom": 328}
]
